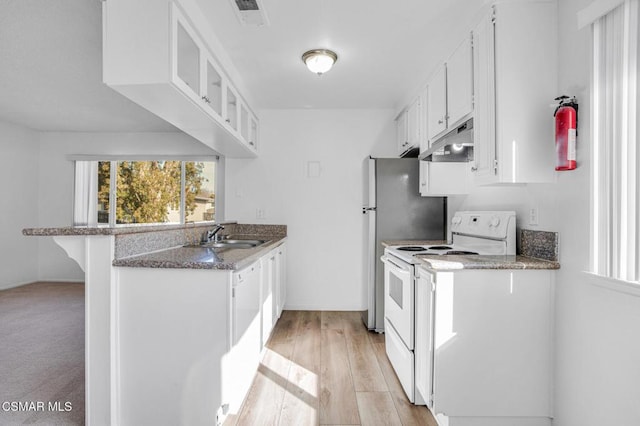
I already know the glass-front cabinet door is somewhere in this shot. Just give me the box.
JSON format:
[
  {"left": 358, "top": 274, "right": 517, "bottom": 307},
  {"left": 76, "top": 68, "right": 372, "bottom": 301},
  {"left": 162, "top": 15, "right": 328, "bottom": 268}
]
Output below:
[
  {"left": 173, "top": 14, "right": 201, "bottom": 101},
  {"left": 203, "top": 59, "right": 223, "bottom": 118},
  {"left": 225, "top": 85, "right": 239, "bottom": 132},
  {"left": 240, "top": 103, "right": 249, "bottom": 142},
  {"left": 249, "top": 115, "right": 258, "bottom": 151}
]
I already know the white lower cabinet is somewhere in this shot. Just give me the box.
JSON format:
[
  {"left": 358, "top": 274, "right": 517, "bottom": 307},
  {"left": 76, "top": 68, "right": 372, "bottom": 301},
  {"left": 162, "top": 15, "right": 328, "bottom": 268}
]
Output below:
[
  {"left": 261, "top": 251, "right": 275, "bottom": 347},
  {"left": 260, "top": 242, "right": 287, "bottom": 348},
  {"left": 419, "top": 161, "right": 470, "bottom": 196},
  {"left": 227, "top": 260, "right": 262, "bottom": 414},
  {"left": 275, "top": 244, "right": 287, "bottom": 319},
  {"left": 415, "top": 267, "right": 434, "bottom": 408},
  {"left": 114, "top": 242, "right": 287, "bottom": 426},
  {"left": 416, "top": 266, "right": 554, "bottom": 426}
]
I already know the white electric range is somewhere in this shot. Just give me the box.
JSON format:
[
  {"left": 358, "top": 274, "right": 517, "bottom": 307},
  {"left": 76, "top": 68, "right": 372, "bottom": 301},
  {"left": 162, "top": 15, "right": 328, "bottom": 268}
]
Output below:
[
  {"left": 385, "top": 210, "right": 517, "bottom": 264},
  {"left": 381, "top": 211, "right": 516, "bottom": 404}
]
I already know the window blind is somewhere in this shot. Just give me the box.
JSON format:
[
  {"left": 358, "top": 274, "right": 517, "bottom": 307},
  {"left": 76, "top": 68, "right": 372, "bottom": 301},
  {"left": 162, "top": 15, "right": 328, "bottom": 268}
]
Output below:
[{"left": 591, "top": 0, "right": 640, "bottom": 282}]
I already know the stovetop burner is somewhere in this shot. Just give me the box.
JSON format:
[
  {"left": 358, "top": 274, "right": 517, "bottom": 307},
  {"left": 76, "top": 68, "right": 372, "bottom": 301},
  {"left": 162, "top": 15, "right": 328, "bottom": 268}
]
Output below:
[
  {"left": 397, "top": 246, "right": 428, "bottom": 251},
  {"left": 429, "top": 246, "right": 453, "bottom": 250}
]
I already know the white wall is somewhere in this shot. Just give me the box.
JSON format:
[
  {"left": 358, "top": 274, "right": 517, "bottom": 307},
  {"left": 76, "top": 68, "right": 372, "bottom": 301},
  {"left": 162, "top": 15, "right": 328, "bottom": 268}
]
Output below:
[
  {"left": 552, "top": 0, "right": 640, "bottom": 425},
  {"left": 36, "top": 131, "right": 219, "bottom": 281},
  {"left": 450, "top": 0, "right": 640, "bottom": 425},
  {"left": 225, "top": 109, "right": 396, "bottom": 310},
  {"left": 0, "top": 120, "right": 40, "bottom": 289}
]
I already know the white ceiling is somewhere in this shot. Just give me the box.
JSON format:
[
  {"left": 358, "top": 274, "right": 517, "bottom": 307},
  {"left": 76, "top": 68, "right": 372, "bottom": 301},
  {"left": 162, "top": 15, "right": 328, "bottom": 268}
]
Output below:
[
  {"left": 197, "top": 0, "right": 487, "bottom": 109},
  {"left": 0, "top": 0, "right": 487, "bottom": 132}
]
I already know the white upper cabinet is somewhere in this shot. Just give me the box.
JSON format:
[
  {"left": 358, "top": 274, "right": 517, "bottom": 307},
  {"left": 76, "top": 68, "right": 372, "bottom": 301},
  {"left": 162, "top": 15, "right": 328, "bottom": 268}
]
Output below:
[
  {"left": 407, "top": 97, "right": 421, "bottom": 151},
  {"left": 249, "top": 114, "right": 259, "bottom": 151},
  {"left": 472, "top": 12, "right": 497, "bottom": 182},
  {"left": 419, "top": 89, "right": 430, "bottom": 154},
  {"left": 175, "top": 21, "right": 201, "bottom": 99},
  {"left": 396, "top": 109, "right": 408, "bottom": 155},
  {"left": 472, "top": 2, "right": 557, "bottom": 184},
  {"left": 446, "top": 37, "right": 473, "bottom": 128},
  {"left": 204, "top": 58, "right": 224, "bottom": 118},
  {"left": 426, "top": 36, "right": 473, "bottom": 144},
  {"left": 427, "top": 65, "right": 447, "bottom": 141},
  {"left": 225, "top": 83, "right": 239, "bottom": 133},
  {"left": 396, "top": 96, "right": 421, "bottom": 157},
  {"left": 419, "top": 161, "right": 470, "bottom": 197},
  {"left": 103, "top": 0, "right": 258, "bottom": 158}
]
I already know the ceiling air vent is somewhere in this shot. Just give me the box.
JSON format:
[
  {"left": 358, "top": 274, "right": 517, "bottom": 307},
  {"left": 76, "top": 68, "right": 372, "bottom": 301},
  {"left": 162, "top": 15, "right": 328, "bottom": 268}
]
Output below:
[
  {"left": 235, "top": 0, "right": 259, "bottom": 11},
  {"left": 229, "top": 0, "right": 270, "bottom": 26}
]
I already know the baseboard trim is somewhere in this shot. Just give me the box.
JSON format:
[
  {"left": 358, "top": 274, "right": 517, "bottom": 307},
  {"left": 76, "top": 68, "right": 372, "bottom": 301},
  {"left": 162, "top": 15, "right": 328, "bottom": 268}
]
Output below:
[
  {"left": 0, "top": 280, "right": 85, "bottom": 291},
  {"left": 0, "top": 280, "right": 38, "bottom": 291},
  {"left": 283, "top": 304, "right": 366, "bottom": 311}
]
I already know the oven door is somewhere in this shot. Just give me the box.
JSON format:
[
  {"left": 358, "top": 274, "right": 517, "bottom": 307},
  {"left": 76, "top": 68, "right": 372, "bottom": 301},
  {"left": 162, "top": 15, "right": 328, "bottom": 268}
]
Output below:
[{"left": 381, "top": 254, "right": 414, "bottom": 350}]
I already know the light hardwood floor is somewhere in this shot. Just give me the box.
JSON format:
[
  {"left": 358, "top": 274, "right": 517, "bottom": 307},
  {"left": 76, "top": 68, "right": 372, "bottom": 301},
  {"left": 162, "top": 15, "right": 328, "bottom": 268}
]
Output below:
[{"left": 226, "top": 310, "right": 438, "bottom": 426}]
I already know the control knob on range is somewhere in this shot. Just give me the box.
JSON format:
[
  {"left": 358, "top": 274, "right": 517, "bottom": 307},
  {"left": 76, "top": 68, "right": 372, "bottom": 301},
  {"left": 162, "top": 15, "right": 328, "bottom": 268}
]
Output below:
[
  {"left": 489, "top": 216, "right": 501, "bottom": 227},
  {"left": 451, "top": 216, "right": 462, "bottom": 226}
]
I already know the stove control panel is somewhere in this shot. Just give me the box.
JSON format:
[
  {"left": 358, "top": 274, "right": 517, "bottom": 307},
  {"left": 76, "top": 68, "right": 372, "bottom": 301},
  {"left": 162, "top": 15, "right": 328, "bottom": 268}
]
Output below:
[{"left": 450, "top": 211, "right": 516, "bottom": 240}]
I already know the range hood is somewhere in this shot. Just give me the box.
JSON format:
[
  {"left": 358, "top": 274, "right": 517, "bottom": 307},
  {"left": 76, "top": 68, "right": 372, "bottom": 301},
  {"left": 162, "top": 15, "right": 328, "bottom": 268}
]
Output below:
[{"left": 419, "top": 118, "right": 474, "bottom": 162}]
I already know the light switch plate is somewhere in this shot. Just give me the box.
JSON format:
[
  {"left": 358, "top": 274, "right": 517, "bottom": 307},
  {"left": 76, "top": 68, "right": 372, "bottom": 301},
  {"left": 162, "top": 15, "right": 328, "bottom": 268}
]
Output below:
[
  {"left": 529, "top": 207, "right": 539, "bottom": 226},
  {"left": 306, "top": 161, "right": 321, "bottom": 178}
]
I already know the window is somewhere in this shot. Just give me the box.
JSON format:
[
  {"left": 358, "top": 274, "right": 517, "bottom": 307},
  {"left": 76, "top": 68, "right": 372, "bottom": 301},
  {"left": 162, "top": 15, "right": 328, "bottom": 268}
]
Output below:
[
  {"left": 588, "top": 0, "right": 640, "bottom": 282},
  {"left": 74, "top": 158, "right": 217, "bottom": 226}
]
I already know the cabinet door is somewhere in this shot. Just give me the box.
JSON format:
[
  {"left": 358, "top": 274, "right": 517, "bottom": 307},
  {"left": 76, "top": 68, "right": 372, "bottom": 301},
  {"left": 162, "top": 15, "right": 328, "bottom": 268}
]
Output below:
[
  {"left": 261, "top": 252, "right": 275, "bottom": 347},
  {"left": 240, "top": 102, "right": 249, "bottom": 143},
  {"left": 248, "top": 114, "right": 259, "bottom": 152},
  {"left": 173, "top": 14, "right": 201, "bottom": 101},
  {"left": 419, "top": 161, "right": 429, "bottom": 196},
  {"left": 419, "top": 89, "right": 430, "bottom": 153},
  {"left": 203, "top": 57, "right": 223, "bottom": 118},
  {"left": 415, "top": 268, "right": 434, "bottom": 407},
  {"left": 233, "top": 263, "right": 261, "bottom": 347},
  {"left": 229, "top": 261, "right": 262, "bottom": 412},
  {"left": 275, "top": 244, "right": 286, "bottom": 318},
  {"left": 406, "top": 97, "right": 421, "bottom": 149},
  {"left": 472, "top": 11, "right": 498, "bottom": 183},
  {"left": 396, "top": 111, "right": 408, "bottom": 155},
  {"left": 427, "top": 65, "right": 447, "bottom": 141},
  {"left": 224, "top": 84, "right": 239, "bottom": 133},
  {"left": 446, "top": 36, "right": 473, "bottom": 127},
  {"left": 420, "top": 161, "right": 470, "bottom": 196}
]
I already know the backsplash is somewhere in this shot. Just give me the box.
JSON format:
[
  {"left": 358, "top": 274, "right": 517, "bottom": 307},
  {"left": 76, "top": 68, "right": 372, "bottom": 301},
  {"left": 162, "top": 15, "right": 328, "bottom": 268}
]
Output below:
[
  {"left": 520, "top": 229, "right": 559, "bottom": 262},
  {"left": 114, "top": 223, "right": 287, "bottom": 259}
]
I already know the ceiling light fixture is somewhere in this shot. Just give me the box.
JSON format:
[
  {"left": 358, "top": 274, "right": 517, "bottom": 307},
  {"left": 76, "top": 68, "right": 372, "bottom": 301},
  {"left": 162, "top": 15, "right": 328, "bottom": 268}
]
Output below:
[{"left": 302, "top": 49, "right": 338, "bottom": 75}]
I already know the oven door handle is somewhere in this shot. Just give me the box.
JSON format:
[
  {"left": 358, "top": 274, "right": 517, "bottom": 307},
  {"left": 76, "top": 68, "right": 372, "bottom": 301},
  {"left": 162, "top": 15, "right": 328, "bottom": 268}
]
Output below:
[{"left": 381, "top": 255, "right": 412, "bottom": 273}]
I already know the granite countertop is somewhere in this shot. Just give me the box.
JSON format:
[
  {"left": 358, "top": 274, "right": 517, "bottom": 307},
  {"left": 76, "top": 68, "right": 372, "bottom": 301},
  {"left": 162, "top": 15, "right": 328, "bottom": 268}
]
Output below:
[
  {"left": 382, "top": 235, "right": 560, "bottom": 270},
  {"left": 24, "top": 222, "right": 288, "bottom": 271},
  {"left": 112, "top": 236, "right": 286, "bottom": 270},
  {"left": 416, "top": 254, "right": 560, "bottom": 270},
  {"left": 22, "top": 222, "right": 225, "bottom": 236}
]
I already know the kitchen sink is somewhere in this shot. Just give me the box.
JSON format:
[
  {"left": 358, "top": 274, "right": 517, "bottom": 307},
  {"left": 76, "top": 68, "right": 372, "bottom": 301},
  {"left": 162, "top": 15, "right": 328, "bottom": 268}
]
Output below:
[{"left": 185, "top": 239, "right": 266, "bottom": 249}]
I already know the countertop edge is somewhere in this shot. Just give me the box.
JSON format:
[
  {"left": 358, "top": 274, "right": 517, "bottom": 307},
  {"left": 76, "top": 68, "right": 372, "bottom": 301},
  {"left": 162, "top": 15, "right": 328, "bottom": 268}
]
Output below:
[
  {"left": 416, "top": 254, "right": 560, "bottom": 271},
  {"left": 23, "top": 222, "right": 226, "bottom": 236}
]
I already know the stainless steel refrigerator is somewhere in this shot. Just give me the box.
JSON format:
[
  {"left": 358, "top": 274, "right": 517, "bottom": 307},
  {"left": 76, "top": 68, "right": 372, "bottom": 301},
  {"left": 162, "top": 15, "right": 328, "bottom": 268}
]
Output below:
[{"left": 361, "top": 157, "right": 446, "bottom": 332}]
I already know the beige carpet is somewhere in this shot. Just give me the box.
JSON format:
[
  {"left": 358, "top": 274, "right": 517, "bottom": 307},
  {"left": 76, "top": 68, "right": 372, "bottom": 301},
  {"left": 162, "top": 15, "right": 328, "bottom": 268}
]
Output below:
[{"left": 0, "top": 282, "right": 85, "bottom": 425}]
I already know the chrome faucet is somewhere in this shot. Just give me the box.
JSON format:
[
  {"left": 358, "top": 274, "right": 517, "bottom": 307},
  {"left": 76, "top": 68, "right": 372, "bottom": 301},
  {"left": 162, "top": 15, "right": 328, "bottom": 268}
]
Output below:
[{"left": 206, "top": 225, "right": 225, "bottom": 242}]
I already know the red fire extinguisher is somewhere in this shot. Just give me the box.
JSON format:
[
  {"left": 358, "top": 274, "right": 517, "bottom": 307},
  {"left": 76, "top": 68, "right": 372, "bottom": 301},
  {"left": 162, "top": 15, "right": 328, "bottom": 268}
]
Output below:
[{"left": 554, "top": 96, "right": 578, "bottom": 171}]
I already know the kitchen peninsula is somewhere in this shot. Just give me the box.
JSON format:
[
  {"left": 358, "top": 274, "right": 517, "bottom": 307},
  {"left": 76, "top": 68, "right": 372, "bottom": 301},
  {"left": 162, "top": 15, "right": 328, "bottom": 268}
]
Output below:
[{"left": 23, "top": 222, "right": 287, "bottom": 426}]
